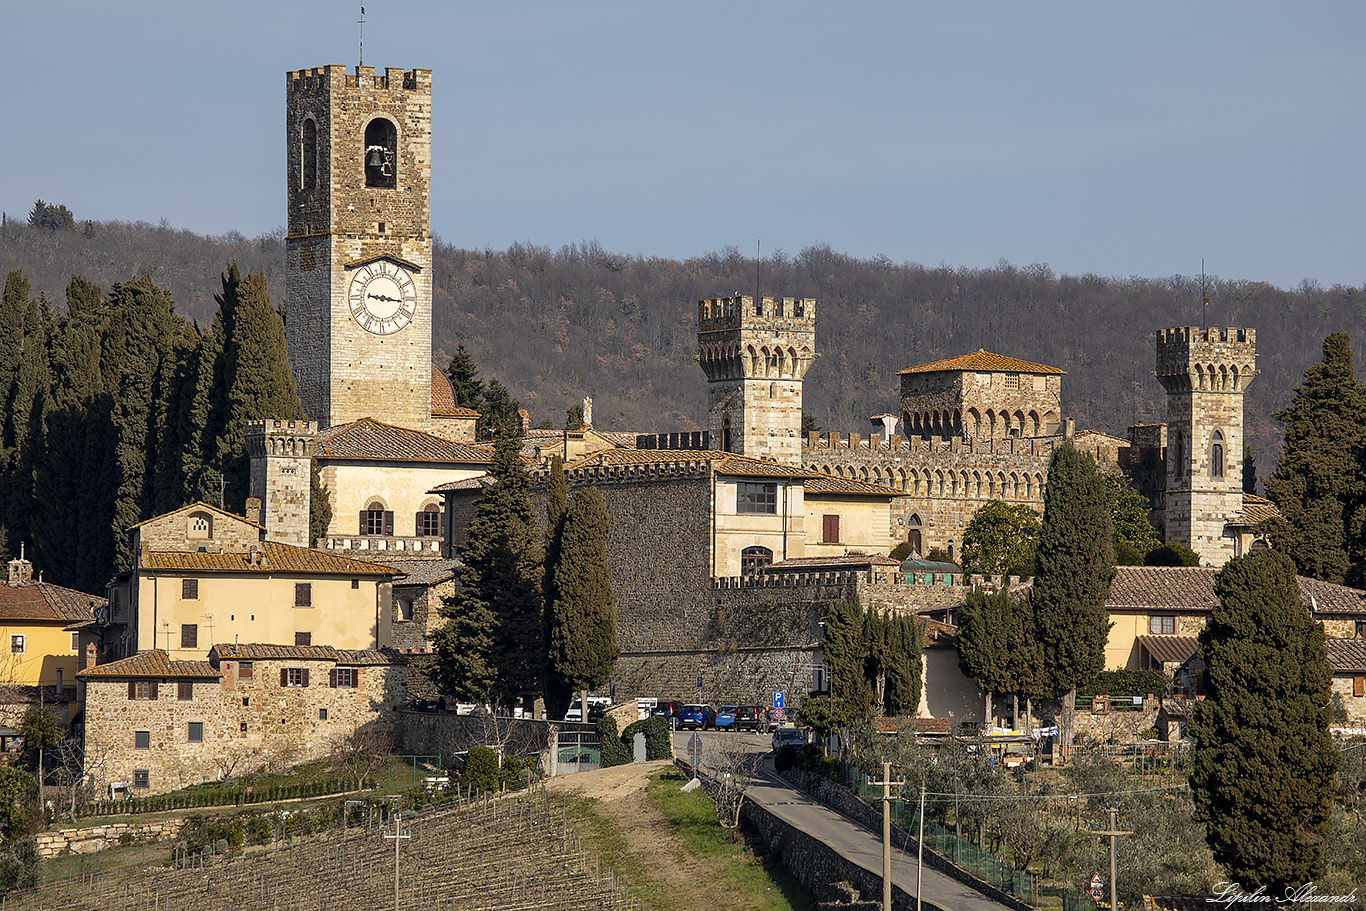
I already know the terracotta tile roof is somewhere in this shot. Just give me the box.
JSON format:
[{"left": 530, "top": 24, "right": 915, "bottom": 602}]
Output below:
[
  {"left": 1327, "top": 638, "right": 1366, "bottom": 673},
  {"left": 78, "top": 649, "right": 221, "bottom": 680},
  {"left": 385, "top": 559, "right": 460, "bottom": 586},
  {"left": 563, "top": 448, "right": 818, "bottom": 479},
  {"left": 803, "top": 474, "right": 905, "bottom": 496},
  {"left": 316, "top": 418, "right": 494, "bottom": 464},
  {"left": 1136, "top": 635, "right": 1199, "bottom": 665},
  {"left": 898, "top": 349, "right": 1065, "bottom": 376},
  {"left": 1105, "top": 566, "right": 1366, "bottom": 616},
  {"left": 922, "top": 619, "right": 957, "bottom": 647},
  {"left": 210, "top": 643, "right": 339, "bottom": 662},
  {"left": 1229, "top": 493, "right": 1281, "bottom": 526},
  {"left": 142, "top": 541, "right": 403, "bottom": 577},
  {"left": 131, "top": 501, "right": 263, "bottom": 532},
  {"left": 1073, "top": 430, "right": 1131, "bottom": 446},
  {"left": 910, "top": 717, "right": 952, "bottom": 735},
  {"left": 429, "top": 475, "right": 490, "bottom": 493},
  {"left": 336, "top": 648, "right": 404, "bottom": 666},
  {"left": 765, "top": 555, "right": 901, "bottom": 572},
  {"left": 0, "top": 581, "right": 104, "bottom": 624}
]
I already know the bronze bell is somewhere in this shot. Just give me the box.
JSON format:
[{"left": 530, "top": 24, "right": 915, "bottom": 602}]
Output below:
[{"left": 366, "top": 148, "right": 384, "bottom": 168}]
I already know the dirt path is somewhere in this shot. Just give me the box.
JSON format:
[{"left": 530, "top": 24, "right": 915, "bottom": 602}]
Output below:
[{"left": 543, "top": 760, "right": 769, "bottom": 911}]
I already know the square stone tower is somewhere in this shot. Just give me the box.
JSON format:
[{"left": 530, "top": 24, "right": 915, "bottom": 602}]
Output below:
[
  {"left": 246, "top": 420, "right": 318, "bottom": 547},
  {"left": 1156, "top": 326, "right": 1257, "bottom": 565},
  {"left": 697, "top": 296, "right": 817, "bottom": 465},
  {"left": 285, "top": 65, "right": 433, "bottom": 431}
]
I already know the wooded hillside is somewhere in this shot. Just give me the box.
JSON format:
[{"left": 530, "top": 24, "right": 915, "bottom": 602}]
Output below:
[{"left": 4, "top": 214, "right": 1362, "bottom": 493}]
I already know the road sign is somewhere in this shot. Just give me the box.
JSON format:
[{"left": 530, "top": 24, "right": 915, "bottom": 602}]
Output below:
[
  {"left": 1089, "top": 873, "right": 1103, "bottom": 902},
  {"left": 773, "top": 691, "right": 785, "bottom": 710},
  {"left": 773, "top": 708, "right": 786, "bottom": 721},
  {"left": 697, "top": 675, "right": 703, "bottom": 689}
]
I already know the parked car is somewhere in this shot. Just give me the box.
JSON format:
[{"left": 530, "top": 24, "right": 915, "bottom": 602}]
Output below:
[
  {"left": 713, "top": 706, "right": 738, "bottom": 731},
  {"left": 676, "top": 704, "right": 715, "bottom": 730},
  {"left": 734, "top": 705, "right": 770, "bottom": 732},
  {"left": 650, "top": 701, "right": 685, "bottom": 728},
  {"left": 564, "top": 696, "right": 610, "bottom": 723},
  {"left": 771, "top": 727, "right": 808, "bottom": 752}
]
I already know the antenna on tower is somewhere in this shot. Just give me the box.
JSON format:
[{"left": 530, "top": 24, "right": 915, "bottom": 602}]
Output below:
[
  {"left": 1200, "top": 258, "right": 1209, "bottom": 330},
  {"left": 755, "top": 238, "right": 761, "bottom": 309},
  {"left": 358, "top": 6, "right": 366, "bottom": 66}
]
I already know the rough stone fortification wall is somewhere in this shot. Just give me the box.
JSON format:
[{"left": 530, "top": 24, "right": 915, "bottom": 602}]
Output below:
[
  {"left": 390, "top": 578, "right": 454, "bottom": 650},
  {"left": 398, "top": 710, "right": 551, "bottom": 761},
  {"left": 36, "top": 819, "right": 187, "bottom": 858}
]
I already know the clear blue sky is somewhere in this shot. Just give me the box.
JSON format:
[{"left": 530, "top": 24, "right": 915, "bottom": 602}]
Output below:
[{"left": 6, "top": 2, "right": 1363, "bottom": 291}]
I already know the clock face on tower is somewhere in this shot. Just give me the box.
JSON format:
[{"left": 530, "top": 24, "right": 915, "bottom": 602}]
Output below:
[{"left": 347, "top": 261, "right": 417, "bottom": 335}]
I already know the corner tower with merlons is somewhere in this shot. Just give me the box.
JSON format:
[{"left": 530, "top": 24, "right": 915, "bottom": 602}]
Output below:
[
  {"left": 1156, "top": 326, "right": 1257, "bottom": 565},
  {"left": 697, "top": 296, "right": 817, "bottom": 466},
  {"left": 285, "top": 64, "right": 433, "bottom": 431}
]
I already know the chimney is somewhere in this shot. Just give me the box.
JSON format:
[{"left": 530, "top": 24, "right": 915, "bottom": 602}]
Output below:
[
  {"left": 245, "top": 497, "right": 263, "bottom": 525},
  {"left": 1064, "top": 416, "right": 1076, "bottom": 439},
  {"left": 518, "top": 409, "right": 531, "bottom": 436},
  {"left": 85, "top": 642, "right": 97, "bottom": 671},
  {"left": 7, "top": 544, "right": 31, "bottom": 587},
  {"left": 582, "top": 396, "right": 593, "bottom": 429},
  {"left": 248, "top": 545, "right": 260, "bottom": 567}
]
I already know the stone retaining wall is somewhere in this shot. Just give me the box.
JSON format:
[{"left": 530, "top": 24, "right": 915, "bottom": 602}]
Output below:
[{"left": 35, "top": 819, "right": 187, "bottom": 858}]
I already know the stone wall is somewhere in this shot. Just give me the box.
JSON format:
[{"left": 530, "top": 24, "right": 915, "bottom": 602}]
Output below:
[
  {"left": 398, "top": 710, "right": 552, "bottom": 761},
  {"left": 390, "top": 577, "right": 454, "bottom": 651},
  {"left": 84, "top": 657, "right": 405, "bottom": 797},
  {"left": 1332, "top": 676, "right": 1366, "bottom": 726},
  {"left": 35, "top": 819, "right": 186, "bottom": 858},
  {"left": 134, "top": 507, "right": 261, "bottom": 555},
  {"left": 246, "top": 420, "right": 316, "bottom": 548}
]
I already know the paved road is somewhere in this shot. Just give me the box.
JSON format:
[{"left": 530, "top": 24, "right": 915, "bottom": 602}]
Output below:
[{"left": 672, "top": 730, "right": 1014, "bottom": 911}]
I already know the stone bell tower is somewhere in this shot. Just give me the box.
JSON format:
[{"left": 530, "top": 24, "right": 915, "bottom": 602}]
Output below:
[
  {"left": 697, "top": 296, "right": 817, "bottom": 465},
  {"left": 285, "top": 65, "right": 433, "bottom": 431},
  {"left": 1156, "top": 326, "right": 1257, "bottom": 566}
]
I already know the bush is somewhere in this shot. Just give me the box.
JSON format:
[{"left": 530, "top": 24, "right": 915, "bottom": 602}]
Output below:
[
  {"left": 597, "top": 716, "right": 631, "bottom": 767},
  {"left": 620, "top": 716, "right": 671, "bottom": 760},
  {"left": 775, "top": 743, "right": 839, "bottom": 779},
  {"left": 0, "top": 838, "right": 40, "bottom": 892},
  {"left": 314, "top": 803, "right": 336, "bottom": 831},
  {"left": 464, "top": 746, "right": 500, "bottom": 792},
  {"left": 227, "top": 819, "right": 245, "bottom": 848},
  {"left": 246, "top": 815, "right": 272, "bottom": 846},
  {"left": 1077, "top": 669, "right": 1166, "bottom": 699},
  {"left": 1145, "top": 543, "right": 1201, "bottom": 566},
  {"left": 500, "top": 755, "right": 526, "bottom": 790}
]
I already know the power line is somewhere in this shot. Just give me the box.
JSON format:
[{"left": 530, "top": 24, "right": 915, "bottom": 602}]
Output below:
[{"left": 917, "top": 783, "right": 1189, "bottom": 802}]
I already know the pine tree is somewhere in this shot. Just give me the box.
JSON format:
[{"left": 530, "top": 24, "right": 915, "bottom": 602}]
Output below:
[
  {"left": 545, "top": 486, "right": 617, "bottom": 715},
  {"left": 1264, "top": 333, "right": 1366, "bottom": 584},
  {"left": 1031, "top": 442, "right": 1115, "bottom": 746},
  {"left": 446, "top": 343, "right": 484, "bottom": 411},
  {"left": 429, "top": 419, "right": 542, "bottom": 706},
  {"left": 1189, "top": 549, "right": 1339, "bottom": 891}
]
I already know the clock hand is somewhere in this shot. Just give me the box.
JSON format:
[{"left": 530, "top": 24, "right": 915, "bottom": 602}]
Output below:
[{"left": 368, "top": 293, "right": 401, "bottom": 303}]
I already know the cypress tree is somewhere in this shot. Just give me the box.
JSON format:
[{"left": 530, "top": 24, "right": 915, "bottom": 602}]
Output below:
[
  {"left": 446, "top": 343, "right": 484, "bottom": 410},
  {"left": 1031, "top": 442, "right": 1115, "bottom": 747},
  {"left": 1189, "top": 550, "right": 1339, "bottom": 891},
  {"left": 541, "top": 455, "right": 573, "bottom": 719},
  {"left": 309, "top": 459, "right": 332, "bottom": 548},
  {"left": 823, "top": 599, "right": 873, "bottom": 723},
  {"left": 429, "top": 419, "right": 542, "bottom": 707},
  {"left": 1264, "top": 333, "right": 1366, "bottom": 584},
  {"left": 878, "top": 611, "right": 923, "bottom": 717},
  {"left": 956, "top": 588, "right": 1012, "bottom": 722},
  {"left": 4, "top": 293, "right": 53, "bottom": 552},
  {"left": 212, "top": 270, "right": 304, "bottom": 511},
  {"left": 546, "top": 486, "right": 617, "bottom": 716},
  {"left": 0, "top": 272, "right": 30, "bottom": 409}
]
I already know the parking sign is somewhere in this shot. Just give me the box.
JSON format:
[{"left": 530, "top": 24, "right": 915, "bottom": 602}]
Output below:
[{"left": 773, "top": 691, "right": 785, "bottom": 710}]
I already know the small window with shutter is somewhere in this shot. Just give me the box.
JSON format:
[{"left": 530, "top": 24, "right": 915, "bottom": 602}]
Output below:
[
  {"left": 129, "top": 680, "right": 158, "bottom": 700},
  {"left": 178, "top": 681, "right": 193, "bottom": 700},
  {"left": 330, "top": 667, "right": 358, "bottom": 688},
  {"left": 238, "top": 661, "right": 253, "bottom": 679},
  {"left": 1355, "top": 677, "right": 1364, "bottom": 698},
  {"left": 295, "top": 631, "right": 312, "bottom": 647},
  {"left": 281, "top": 667, "right": 309, "bottom": 688},
  {"left": 822, "top": 514, "right": 840, "bottom": 544},
  {"left": 294, "top": 583, "right": 312, "bottom": 608},
  {"left": 181, "top": 624, "right": 198, "bottom": 649},
  {"left": 182, "top": 579, "right": 199, "bottom": 600}
]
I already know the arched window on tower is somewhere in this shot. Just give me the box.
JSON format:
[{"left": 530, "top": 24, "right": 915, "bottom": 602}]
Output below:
[
  {"left": 1175, "top": 430, "right": 1186, "bottom": 478},
  {"left": 301, "top": 118, "right": 317, "bottom": 190},
  {"left": 364, "top": 118, "right": 397, "bottom": 189},
  {"left": 721, "top": 416, "right": 732, "bottom": 454},
  {"left": 1210, "top": 430, "right": 1225, "bottom": 478},
  {"left": 741, "top": 546, "right": 773, "bottom": 577}
]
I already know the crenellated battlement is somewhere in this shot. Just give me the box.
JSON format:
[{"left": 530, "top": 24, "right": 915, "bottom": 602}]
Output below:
[
  {"left": 1155, "top": 326, "right": 1257, "bottom": 393},
  {"left": 530, "top": 459, "right": 714, "bottom": 487},
  {"left": 697, "top": 295, "right": 816, "bottom": 331},
  {"left": 1155, "top": 326, "right": 1255, "bottom": 348},
  {"left": 287, "top": 65, "right": 431, "bottom": 94}
]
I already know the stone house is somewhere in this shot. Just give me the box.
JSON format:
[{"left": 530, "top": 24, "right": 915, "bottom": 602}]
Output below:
[
  {"left": 78, "top": 644, "right": 404, "bottom": 797},
  {"left": 105, "top": 503, "right": 404, "bottom": 662},
  {"left": 1326, "top": 638, "right": 1366, "bottom": 727},
  {"left": 382, "top": 558, "right": 458, "bottom": 651}
]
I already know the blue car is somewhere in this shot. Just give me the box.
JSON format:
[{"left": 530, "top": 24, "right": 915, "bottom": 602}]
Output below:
[
  {"left": 713, "top": 706, "right": 738, "bottom": 731},
  {"left": 677, "top": 704, "right": 714, "bottom": 730}
]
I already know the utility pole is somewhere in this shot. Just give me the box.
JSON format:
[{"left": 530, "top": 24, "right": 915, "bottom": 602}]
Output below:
[
  {"left": 916, "top": 784, "right": 926, "bottom": 911},
  {"left": 869, "top": 761, "right": 905, "bottom": 911},
  {"left": 1094, "top": 805, "right": 1130, "bottom": 911},
  {"left": 383, "top": 810, "right": 410, "bottom": 911}
]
